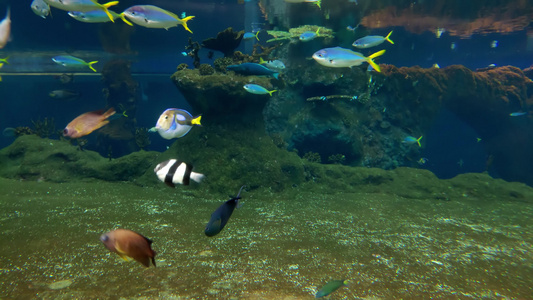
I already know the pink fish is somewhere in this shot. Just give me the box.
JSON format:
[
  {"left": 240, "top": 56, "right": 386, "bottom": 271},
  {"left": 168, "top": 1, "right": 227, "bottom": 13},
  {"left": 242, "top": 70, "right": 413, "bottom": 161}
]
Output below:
[
  {"left": 63, "top": 108, "right": 116, "bottom": 138},
  {"left": 0, "top": 7, "right": 11, "bottom": 49}
]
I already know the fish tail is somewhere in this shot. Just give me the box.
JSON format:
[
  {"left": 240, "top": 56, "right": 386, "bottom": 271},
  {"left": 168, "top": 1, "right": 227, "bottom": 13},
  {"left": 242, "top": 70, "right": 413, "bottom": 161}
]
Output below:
[
  {"left": 416, "top": 136, "right": 423, "bottom": 147},
  {"left": 316, "top": 28, "right": 320, "bottom": 36},
  {"left": 5, "top": 6, "right": 10, "bottom": 20},
  {"left": 0, "top": 75, "right": 2, "bottom": 82},
  {"left": 255, "top": 31, "right": 260, "bottom": 41},
  {"left": 102, "top": 108, "right": 116, "bottom": 119},
  {"left": 268, "top": 90, "right": 278, "bottom": 96},
  {"left": 190, "top": 172, "right": 205, "bottom": 184},
  {"left": 315, "top": 0, "right": 321, "bottom": 9},
  {"left": 87, "top": 61, "right": 99, "bottom": 72},
  {"left": 100, "top": 1, "right": 119, "bottom": 22},
  {"left": 180, "top": 16, "right": 195, "bottom": 34},
  {"left": 367, "top": 50, "right": 386, "bottom": 73},
  {"left": 191, "top": 115, "right": 202, "bottom": 126},
  {"left": 119, "top": 13, "right": 133, "bottom": 26},
  {"left": 385, "top": 30, "right": 394, "bottom": 44},
  {"left": 1, "top": 56, "right": 9, "bottom": 64},
  {"left": 273, "top": 73, "right": 279, "bottom": 79},
  {"left": 259, "top": 57, "right": 266, "bottom": 64}
]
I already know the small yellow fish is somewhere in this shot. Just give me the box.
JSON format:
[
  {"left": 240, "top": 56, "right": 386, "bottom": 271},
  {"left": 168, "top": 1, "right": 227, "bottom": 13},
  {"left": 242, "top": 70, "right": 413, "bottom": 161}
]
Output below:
[{"left": 0, "top": 62, "right": 3, "bottom": 82}]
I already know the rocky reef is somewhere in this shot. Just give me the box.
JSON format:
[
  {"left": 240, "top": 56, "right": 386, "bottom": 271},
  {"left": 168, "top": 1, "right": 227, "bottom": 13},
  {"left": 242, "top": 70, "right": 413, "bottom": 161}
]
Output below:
[{"left": 171, "top": 57, "right": 533, "bottom": 185}]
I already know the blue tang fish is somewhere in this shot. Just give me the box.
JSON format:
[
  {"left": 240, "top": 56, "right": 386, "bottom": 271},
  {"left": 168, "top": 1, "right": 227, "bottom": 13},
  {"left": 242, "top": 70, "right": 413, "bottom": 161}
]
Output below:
[
  {"left": 312, "top": 47, "right": 385, "bottom": 72},
  {"left": 45, "top": 0, "right": 118, "bottom": 22},
  {"left": 121, "top": 5, "right": 195, "bottom": 33},
  {"left": 402, "top": 135, "right": 423, "bottom": 147},
  {"left": 151, "top": 108, "right": 201, "bottom": 140},
  {"left": 299, "top": 28, "right": 320, "bottom": 42},
  {"left": 316, "top": 280, "right": 348, "bottom": 298},
  {"left": 205, "top": 185, "right": 245, "bottom": 237},
  {"left": 353, "top": 31, "right": 394, "bottom": 48},
  {"left": 243, "top": 84, "right": 277, "bottom": 96},
  {"left": 227, "top": 63, "right": 279, "bottom": 79},
  {"left": 52, "top": 55, "right": 99, "bottom": 72}
]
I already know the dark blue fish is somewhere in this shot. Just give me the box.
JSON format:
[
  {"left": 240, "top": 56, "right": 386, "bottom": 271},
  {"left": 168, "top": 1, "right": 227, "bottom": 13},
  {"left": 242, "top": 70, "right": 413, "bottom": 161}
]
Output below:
[
  {"left": 226, "top": 63, "right": 279, "bottom": 79},
  {"left": 205, "top": 185, "right": 245, "bottom": 237}
]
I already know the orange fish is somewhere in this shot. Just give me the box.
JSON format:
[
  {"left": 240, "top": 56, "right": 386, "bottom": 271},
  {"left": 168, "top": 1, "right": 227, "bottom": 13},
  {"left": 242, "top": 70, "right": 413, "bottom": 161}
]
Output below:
[
  {"left": 100, "top": 229, "right": 156, "bottom": 267},
  {"left": 0, "top": 7, "right": 11, "bottom": 49},
  {"left": 63, "top": 108, "right": 115, "bottom": 138}
]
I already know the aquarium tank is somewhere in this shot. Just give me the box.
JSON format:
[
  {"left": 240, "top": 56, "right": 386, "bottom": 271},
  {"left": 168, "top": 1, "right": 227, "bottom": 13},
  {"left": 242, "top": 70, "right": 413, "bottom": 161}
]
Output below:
[{"left": 0, "top": 0, "right": 532, "bottom": 298}]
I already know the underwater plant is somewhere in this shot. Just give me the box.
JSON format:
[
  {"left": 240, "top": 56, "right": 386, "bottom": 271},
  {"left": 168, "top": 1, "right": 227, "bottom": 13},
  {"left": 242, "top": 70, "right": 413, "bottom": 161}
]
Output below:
[
  {"left": 213, "top": 57, "right": 233, "bottom": 73},
  {"left": 328, "top": 154, "right": 346, "bottom": 165},
  {"left": 198, "top": 64, "right": 215, "bottom": 76},
  {"left": 177, "top": 63, "right": 188, "bottom": 71},
  {"left": 134, "top": 127, "right": 151, "bottom": 150},
  {"left": 31, "top": 117, "right": 56, "bottom": 138},
  {"left": 14, "top": 127, "right": 34, "bottom": 136},
  {"left": 185, "top": 37, "right": 201, "bottom": 68},
  {"left": 266, "top": 25, "right": 334, "bottom": 43},
  {"left": 303, "top": 151, "right": 321, "bottom": 163}
]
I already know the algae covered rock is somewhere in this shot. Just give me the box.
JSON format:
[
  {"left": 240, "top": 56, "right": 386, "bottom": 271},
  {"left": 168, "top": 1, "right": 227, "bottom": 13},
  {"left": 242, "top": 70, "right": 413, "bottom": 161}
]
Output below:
[{"left": 0, "top": 135, "right": 160, "bottom": 183}]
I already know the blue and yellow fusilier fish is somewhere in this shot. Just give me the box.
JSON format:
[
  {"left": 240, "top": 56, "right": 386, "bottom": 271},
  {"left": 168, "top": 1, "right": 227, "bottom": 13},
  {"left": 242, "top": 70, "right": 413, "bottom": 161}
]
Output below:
[
  {"left": 52, "top": 55, "right": 98, "bottom": 72},
  {"left": 299, "top": 28, "right": 320, "bottom": 42},
  {"left": 205, "top": 185, "right": 245, "bottom": 237},
  {"left": 352, "top": 31, "right": 394, "bottom": 49},
  {"left": 284, "top": 0, "right": 321, "bottom": 9},
  {"left": 227, "top": 63, "right": 279, "bottom": 79},
  {"left": 312, "top": 47, "right": 386, "bottom": 72},
  {"left": 151, "top": 108, "right": 201, "bottom": 140},
  {"left": 121, "top": 5, "right": 195, "bottom": 33},
  {"left": 402, "top": 135, "right": 423, "bottom": 147},
  {"left": 44, "top": 0, "right": 118, "bottom": 22},
  {"left": 68, "top": 9, "right": 128, "bottom": 23},
  {"left": 243, "top": 32, "right": 260, "bottom": 41},
  {"left": 244, "top": 84, "right": 277, "bottom": 96},
  {"left": 509, "top": 111, "right": 527, "bottom": 117},
  {"left": 315, "top": 280, "right": 348, "bottom": 298}
]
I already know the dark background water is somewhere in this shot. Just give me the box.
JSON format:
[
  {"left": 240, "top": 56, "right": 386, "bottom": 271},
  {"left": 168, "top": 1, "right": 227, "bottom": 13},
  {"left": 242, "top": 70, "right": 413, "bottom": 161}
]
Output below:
[{"left": 0, "top": 0, "right": 531, "bottom": 181}]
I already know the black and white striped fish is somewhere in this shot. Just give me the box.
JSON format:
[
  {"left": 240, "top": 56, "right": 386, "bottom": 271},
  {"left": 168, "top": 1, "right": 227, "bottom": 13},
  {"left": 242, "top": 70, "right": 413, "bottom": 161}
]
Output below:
[{"left": 153, "top": 159, "right": 205, "bottom": 187}]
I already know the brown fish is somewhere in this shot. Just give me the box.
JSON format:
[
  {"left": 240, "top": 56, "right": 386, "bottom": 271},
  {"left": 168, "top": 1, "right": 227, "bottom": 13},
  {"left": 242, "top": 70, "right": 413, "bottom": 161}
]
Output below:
[
  {"left": 63, "top": 107, "right": 115, "bottom": 138},
  {"left": 100, "top": 229, "right": 156, "bottom": 267}
]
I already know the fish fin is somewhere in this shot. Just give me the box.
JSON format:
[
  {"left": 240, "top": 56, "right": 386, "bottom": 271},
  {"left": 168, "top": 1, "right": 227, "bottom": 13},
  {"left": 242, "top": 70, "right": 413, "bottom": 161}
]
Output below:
[
  {"left": 315, "top": 0, "right": 321, "bottom": 9},
  {"left": 255, "top": 31, "right": 260, "bottom": 41},
  {"left": 191, "top": 115, "right": 202, "bottom": 126},
  {"left": 99, "top": 1, "right": 119, "bottom": 22},
  {"left": 385, "top": 31, "right": 394, "bottom": 44},
  {"left": 5, "top": 6, "right": 10, "bottom": 20},
  {"left": 0, "top": 75, "right": 2, "bottom": 82},
  {"left": 273, "top": 73, "right": 279, "bottom": 79},
  {"left": 87, "top": 61, "right": 98, "bottom": 73},
  {"left": 315, "top": 28, "right": 320, "bottom": 36},
  {"left": 366, "top": 50, "right": 386, "bottom": 73},
  {"left": 102, "top": 108, "right": 116, "bottom": 119},
  {"left": 119, "top": 13, "right": 133, "bottom": 26},
  {"left": 259, "top": 57, "right": 266, "bottom": 64},
  {"left": 416, "top": 136, "right": 423, "bottom": 147},
  {"left": 268, "top": 90, "right": 277, "bottom": 96},
  {"left": 180, "top": 16, "right": 195, "bottom": 34}
]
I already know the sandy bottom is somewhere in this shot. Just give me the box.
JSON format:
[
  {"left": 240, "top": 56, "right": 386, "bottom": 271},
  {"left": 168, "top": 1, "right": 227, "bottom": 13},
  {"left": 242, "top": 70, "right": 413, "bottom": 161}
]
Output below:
[{"left": 0, "top": 178, "right": 531, "bottom": 299}]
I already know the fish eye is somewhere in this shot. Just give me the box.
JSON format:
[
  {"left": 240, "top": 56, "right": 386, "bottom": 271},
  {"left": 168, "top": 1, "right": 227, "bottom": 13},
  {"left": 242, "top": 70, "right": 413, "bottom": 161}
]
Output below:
[
  {"left": 144, "top": 18, "right": 148, "bottom": 23},
  {"left": 131, "top": 11, "right": 136, "bottom": 15},
  {"left": 100, "top": 234, "right": 109, "bottom": 242},
  {"left": 63, "top": 128, "right": 68, "bottom": 135}
]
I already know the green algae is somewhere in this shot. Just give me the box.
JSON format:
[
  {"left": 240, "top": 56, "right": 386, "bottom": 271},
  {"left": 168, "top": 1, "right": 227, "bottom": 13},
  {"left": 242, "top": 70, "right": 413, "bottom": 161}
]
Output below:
[{"left": 0, "top": 177, "right": 531, "bottom": 299}]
